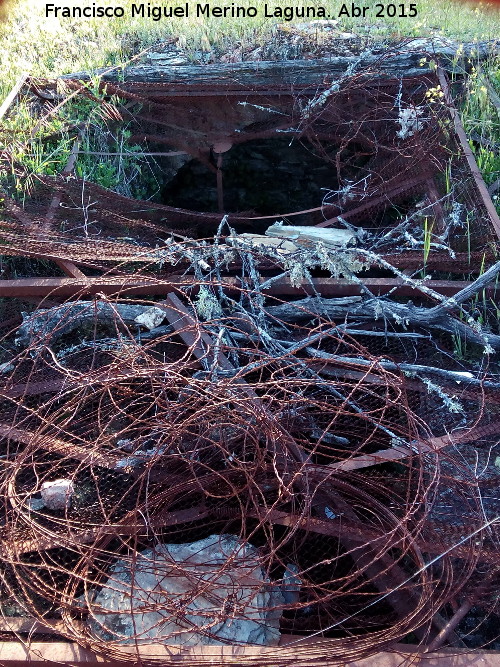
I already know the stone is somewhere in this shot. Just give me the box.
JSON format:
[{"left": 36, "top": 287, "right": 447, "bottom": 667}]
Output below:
[
  {"left": 27, "top": 496, "right": 45, "bottom": 511},
  {"left": 89, "top": 535, "right": 284, "bottom": 646},
  {"left": 40, "top": 479, "right": 74, "bottom": 511},
  {"left": 133, "top": 306, "right": 166, "bottom": 330},
  {"left": 281, "top": 564, "right": 301, "bottom": 605}
]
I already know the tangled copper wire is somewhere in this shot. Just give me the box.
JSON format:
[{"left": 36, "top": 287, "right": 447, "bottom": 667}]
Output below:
[
  {"left": 0, "top": 247, "right": 497, "bottom": 664},
  {"left": 0, "top": 53, "right": 498, "bottom": 663}
]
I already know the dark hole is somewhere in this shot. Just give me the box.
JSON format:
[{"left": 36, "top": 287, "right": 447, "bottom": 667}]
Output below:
[{"left": 162, "top": 137, "right": 352, "bottom": 216}]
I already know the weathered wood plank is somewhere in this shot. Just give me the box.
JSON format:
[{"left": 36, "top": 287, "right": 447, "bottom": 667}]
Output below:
[{"left": 59, "top": 41, "right": 496, "bottom": 87}]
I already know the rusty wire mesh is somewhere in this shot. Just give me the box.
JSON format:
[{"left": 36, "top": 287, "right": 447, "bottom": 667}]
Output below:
[
  {"left": 0, "top": 239, "right": 498, "bottom": 663},
  {"left": 0, "top": 54, "right": 499, "bottom": 663}
]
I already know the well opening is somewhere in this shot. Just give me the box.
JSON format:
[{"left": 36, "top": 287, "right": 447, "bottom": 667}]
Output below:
[{"left": 161, "top": 137, "right": 365, "bottom": 218}]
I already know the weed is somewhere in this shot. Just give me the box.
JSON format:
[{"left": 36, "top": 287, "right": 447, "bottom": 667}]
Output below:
[{"left": 423, "top": 216, "right": 434, "bottom": 267}]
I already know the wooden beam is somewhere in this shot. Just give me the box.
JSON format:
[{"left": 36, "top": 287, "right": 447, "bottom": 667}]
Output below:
[{"left": 0, "top": 73, "right": 28, "bottom": 123}]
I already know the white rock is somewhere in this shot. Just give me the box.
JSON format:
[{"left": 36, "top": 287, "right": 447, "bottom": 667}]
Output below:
[
  {"left": 133, "top": 306, "right": 166, "bottom": 330},
  {"left": 89, "top": 534, "right": 284, "bottom": 646},
  {"left": 40, "top": 479, "right": 74, "bottom": 511},
  {"left": 281, "top": 563, "right": 301, "bottom": 605},
  {"left": 27, "top": 496, "right": 45, "bottom": 511}
]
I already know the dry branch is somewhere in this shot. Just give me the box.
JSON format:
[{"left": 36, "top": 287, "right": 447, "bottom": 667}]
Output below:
[
  {"left": 16, "top": 301, "right": 168, "bottom": 348},
  {"left": 266, "top": 295, "right": 500, "bottom": 349}
]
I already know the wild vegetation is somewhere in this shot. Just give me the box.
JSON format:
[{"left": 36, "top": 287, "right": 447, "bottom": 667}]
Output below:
[{"left": 0, "top": 0, "right": 498, "bottom": 204}]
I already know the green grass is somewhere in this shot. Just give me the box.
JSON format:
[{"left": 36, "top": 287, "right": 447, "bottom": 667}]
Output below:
[{"left": 460, "top": 60, "right": 500, "bottom": 213}]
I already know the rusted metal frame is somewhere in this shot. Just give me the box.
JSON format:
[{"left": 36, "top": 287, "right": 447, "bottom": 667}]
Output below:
[
  {"left": 160, "top": 293, "right": 237, "bottom": 373},
  {"left": 308, "top": 352, "right": 500, "bottom": 390},
  {"left": 0, "top": 379, "right": 69, "bottom": 398},
  {"left": 316, "top": 490, "right": 462, "bottom": 647},
  {"left": 425, "top": 600, "right": 473, "bottom": 652},
  {"left": 129, "top": 112, "right": 217, "bottom": 167},
  {"left": 438, "top": 67, "right": 500, "bottom": 241},
  {"left": 216, "top": 151, "right": 224, "bottom": 213},
  {"left": 425, "top": 177, "right": 447, "bottom": 232},
  {"left": 329, "top": 421, "right": 500, "bottom": 473},
  {"left": 0, "top": 617, "right": 69, "bottom": 636},
  {"left": 1, "top": 506, "right": 211, "bottom": 557},
  {"left": 204, "top": 173, "right": 431, "bottom": 225},
  {"left": 44, "top": 136, "right": 81, "bottom": 218},
  {"left": 52, "top": 259, "right": 86, "bottom": 279},
  {"left": 2, "top": 197, "right": 86, "bottom": 280},
  {"left": 311, "top": 362, "right": 500, "bottom": 405},
  {"left": 0, "top": 276, "right": 196, "bottom": 298},
  {"left": 43, "top": 134, "right": 86, "bottom": 279},
  {"left": 221, "top": 504, "right": 497, "bottom": 563},
  {"left": 0, "top": 356, "right": 201, "bottom": 399},
  {"left": 6, "top": 493, "right": 497, "bottom": 562},
  {"left": 261, "top": 276, "right": 497, "bottom": 298}
]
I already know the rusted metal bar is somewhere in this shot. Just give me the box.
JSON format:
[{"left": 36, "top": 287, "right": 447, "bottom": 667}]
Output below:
[
  {"left": 312, "top": 362, "right": 500, "bottom": 405},
  {"left": 216, "top": 151, "right": 224, "bottom": 213},
  {"left": 0, "top": 276, "right": 192, "bottom": 298},
  {"left": 0, "top": 275, "right": 490, "bottom": 300},
  {"left": 425, "top": 600, "right": 473, "bottom": 652},
  {"left": 425, "top": 177, "right": 447, "bottom": 233},
  {"left": 0, "top": 617, "right": 71, "bottom": 636},
  {"left": 318, "top": 491, "right": 463, "bottom": 647},
  {"left": 219, "top": 504, "right": 498, "bottom": 563},
  {"left": 2, "top": 195, "right": 86, "bottom": 279},
  {"left": 330, "top": 421, "right": 500, "bottom": 472},
  {"left": 43, "top": 137, "right": 86, "bottom": 280},
  {"left": 263, "top": 277, "right": 499, "bottom": 298},
  {"left": 0, "top": 424, "right": 121, "bottom": 469},
  {"left": 0, "top": 379, "right": 68, "bottom": 398},
  {"left": 44, "top": 136, "right": 81, "bottom": 223},
  {"left": 53, "top": 259, "right": 86, "bottom": 279},
  {"left": 1, "top": 506, "right": 211, "bottom": 557},
  {"left": 438, "top": 67, "right": 500, "bottom": 241},
  {"left": 316, "top": 175, "right": 430, "bottom": 228},
  {"left": 161, "top": 293, "right": 236, "bottom": 372},
  {"left": 0, "top": 359, "right": 202, "bottom": 399}
]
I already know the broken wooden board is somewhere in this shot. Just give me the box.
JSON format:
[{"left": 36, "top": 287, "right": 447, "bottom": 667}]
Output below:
[
  {"left": 265, "top": 224, "right": 357, "bottom": 247},
  {"left": 227, "top": 233, "right": 299, "bottom": 255}
]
